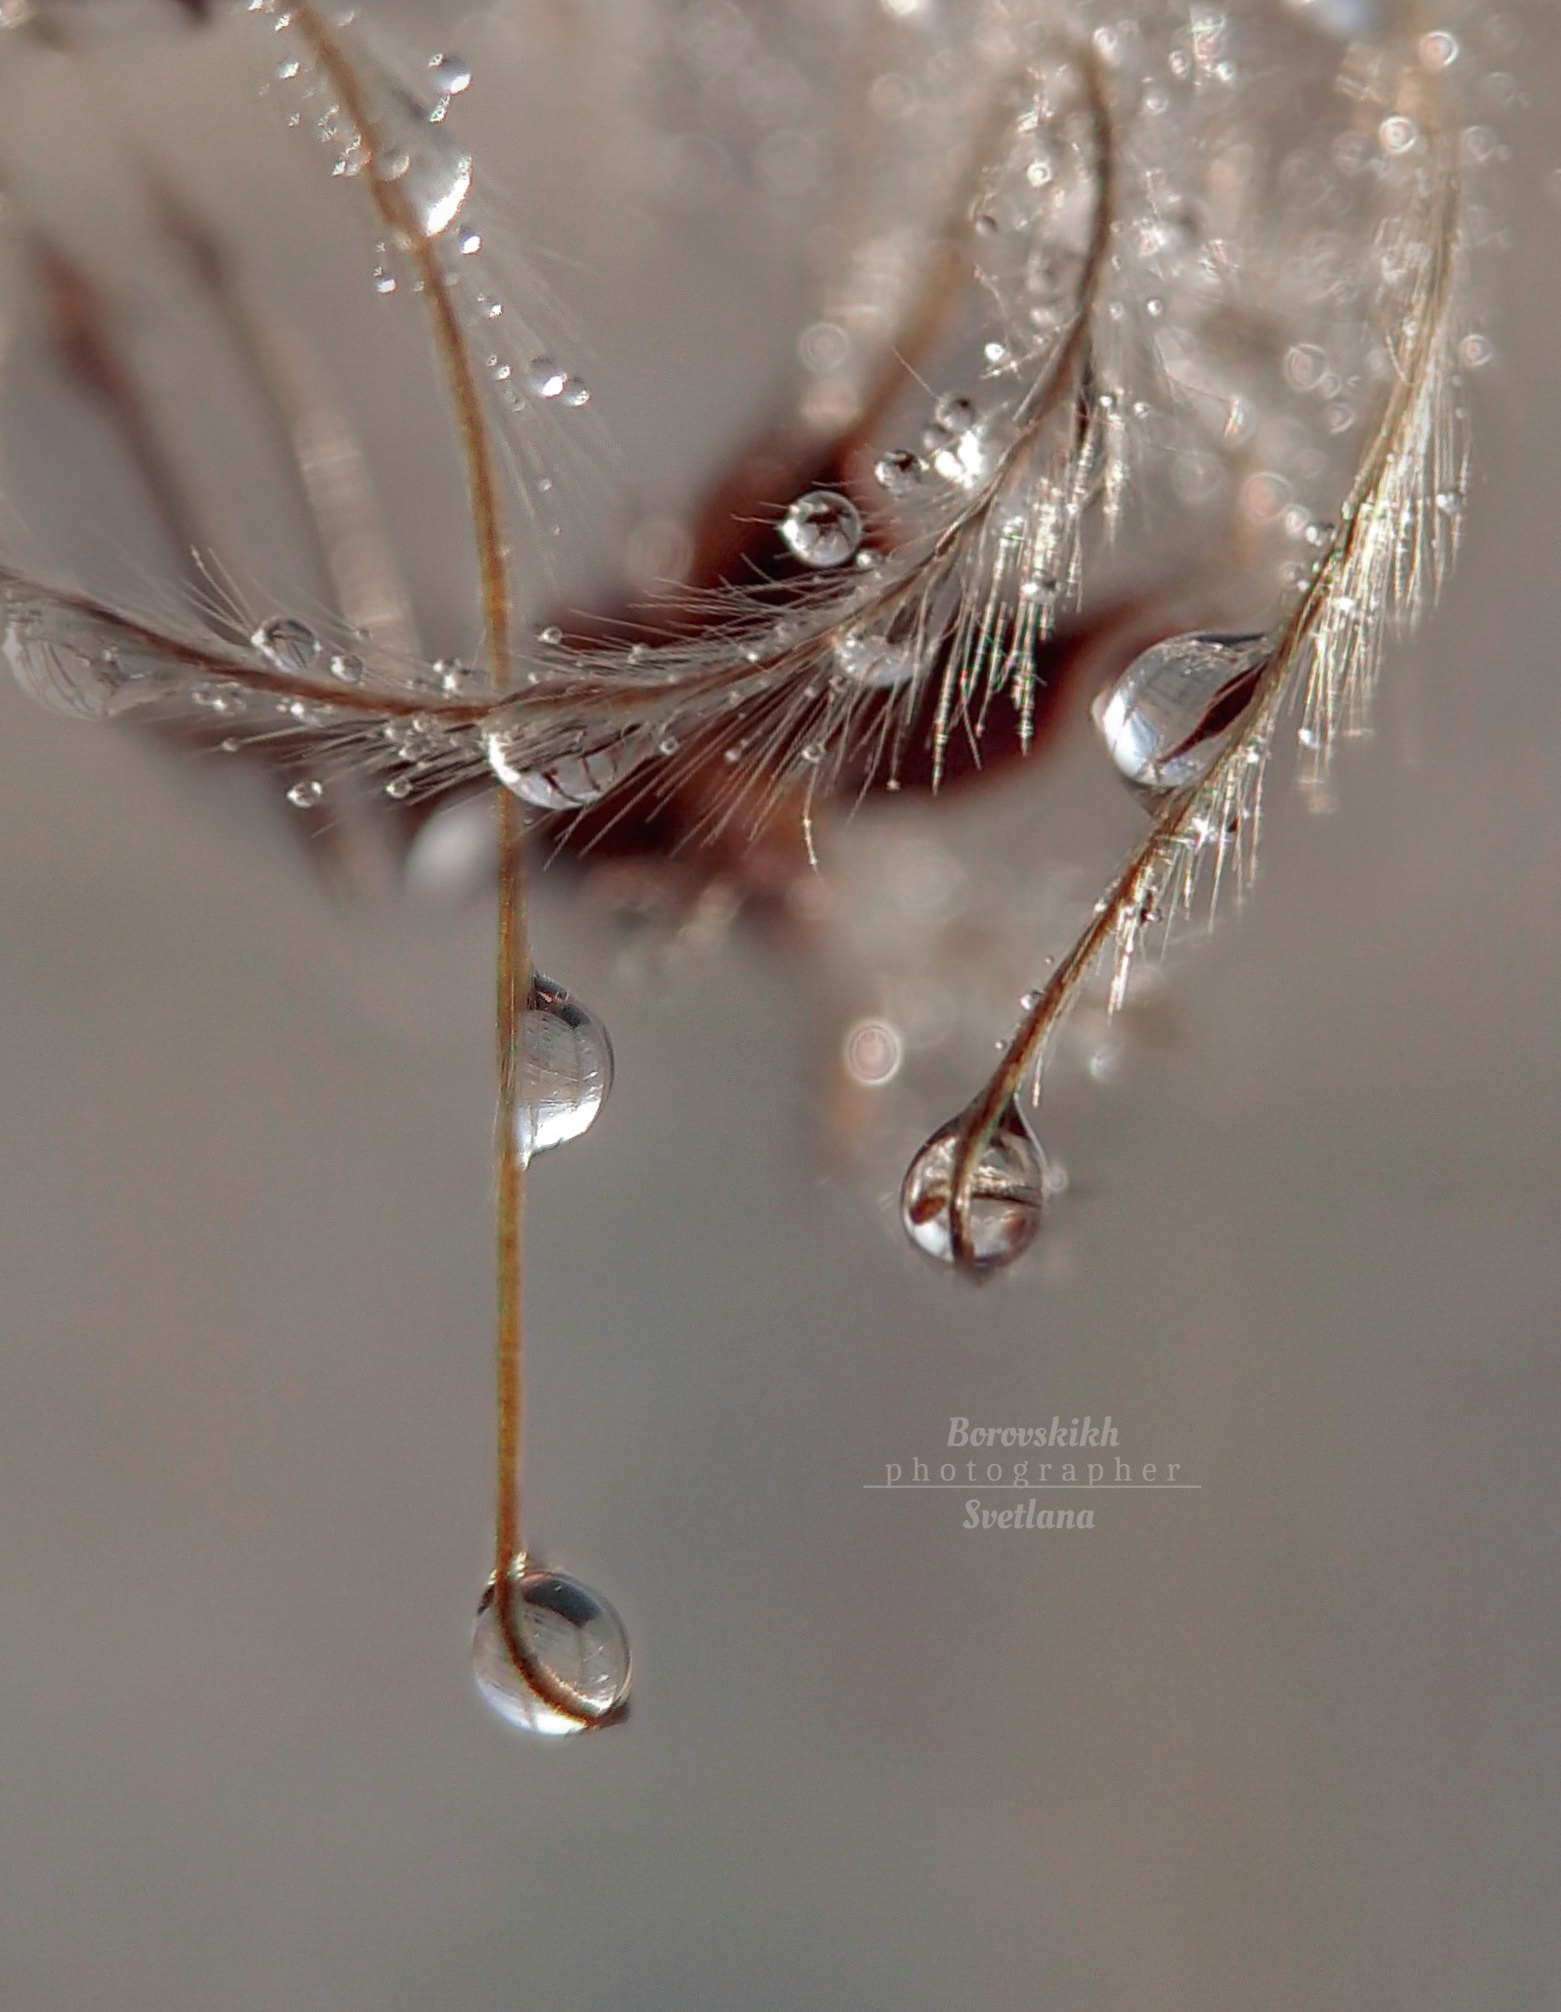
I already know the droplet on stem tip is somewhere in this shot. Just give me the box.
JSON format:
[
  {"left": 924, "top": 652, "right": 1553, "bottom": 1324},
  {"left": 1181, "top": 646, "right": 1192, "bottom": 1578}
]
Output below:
[
  {"left": 900, "top": 1097, "right": 1045, "bottom": 1275},
  {"left": 472, "top": 1559, "right": 631, "bottom": 1737}
]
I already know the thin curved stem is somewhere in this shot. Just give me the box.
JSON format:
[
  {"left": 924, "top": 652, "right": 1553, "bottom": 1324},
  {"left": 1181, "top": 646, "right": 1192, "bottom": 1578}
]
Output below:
[
  {"left": 288, "top": 7, "right": 527, "bottom": 1575},
  {"left": 945, "top": 113, "right": 1460, "bottom": 1265}
]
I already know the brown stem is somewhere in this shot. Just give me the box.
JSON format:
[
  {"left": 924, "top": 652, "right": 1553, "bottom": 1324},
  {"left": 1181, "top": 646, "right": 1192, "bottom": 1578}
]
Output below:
[
  {"left": 287, "top": 7, "right": 527, "bottom": 1581},
  {"left": 945, "top": 117, "right": 1460, "bottom": 1263}
]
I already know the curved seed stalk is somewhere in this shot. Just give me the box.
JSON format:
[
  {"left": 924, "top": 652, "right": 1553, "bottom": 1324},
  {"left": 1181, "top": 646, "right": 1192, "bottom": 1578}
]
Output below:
[
  {"left": 941, "top": 103, "right": 1466, "bottom": 1270},
  {"left": 285, "top": 7, "right": 536, "bottom": 1609}
]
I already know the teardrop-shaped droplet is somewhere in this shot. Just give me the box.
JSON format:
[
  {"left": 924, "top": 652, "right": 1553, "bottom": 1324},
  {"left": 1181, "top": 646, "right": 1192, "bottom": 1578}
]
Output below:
[
  {"left": 472, "top": 1560, "right": 631, "bottom": 1737},
  {"left": 1093, "top": 632, "right": 1268, "bottom": 793},
  {"left": 517, "top": 974, "right": 613, "bottom": 1161},
  {"left": 900, "top": 1098, "right": 1044, "bottom": 1275},
  {"left": 780, "top": 490, "right": 862, "bottom": 569},
  {"left": 252, "top": 617, "right": 320, "bottom": 675}
]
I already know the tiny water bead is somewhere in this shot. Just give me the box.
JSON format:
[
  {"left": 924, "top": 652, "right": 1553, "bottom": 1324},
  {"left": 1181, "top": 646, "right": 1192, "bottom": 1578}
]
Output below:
[
  {"left": 900, "top": 1098, "right": 1045, "bottom": 1275},
  {"left": 427, "top": 53, "right": 472, "bottom": 99},
  {"left": 287, "top": 778, "right": 324, "bottom": 809},
  {"left": 472, "top": 1561, "right": 631, "bottom": 1737},
  {"left": 517, "top": 974, "right": 613, "bottom": 1162},
  {"left": 874, "top": 449, "right": 924, "bottom": 496},
  {"left": 522, "top": 357, "right": 567, "bottom": 399},
  {"left": 1093, "top": 632, "right": 1269, "bottom": 794},
  {"left": 834, "top": 631, "right": 917, "bottom": 690},
  {"left": 780, "top": 490, "right": 862, "bottom": 569}
]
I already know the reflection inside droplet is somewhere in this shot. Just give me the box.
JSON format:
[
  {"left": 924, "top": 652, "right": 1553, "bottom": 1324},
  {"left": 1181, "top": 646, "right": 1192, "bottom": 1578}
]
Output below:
[
  {"left": 472, "top": 1560, "right": 631, "bottom": 1737},
  {"left": 517, "top": 974, "right": 613, "bottom": 1161},
  {"left": 1093, "top": 632, "right": 1268, "bottom": 793},
  {"left": 900, "top": 1098, "right": 1045, "bottom": 1274}
]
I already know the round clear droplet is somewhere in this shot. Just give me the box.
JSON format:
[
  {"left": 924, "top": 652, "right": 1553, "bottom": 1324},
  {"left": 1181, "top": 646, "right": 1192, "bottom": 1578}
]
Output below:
[
  {"left": 900, "top": 1099, "right": 1044, "bottom": 1274},
  {"left": 252, "top": 618, "right": 320, "bottom": 675},
  {"left": 874, "top": 449, "right": 924, "bottom": 496},
  {"left": 523, "top": 356, "right": 568, "bottom": 400},
  {"left": 287, "top": 779, "right": 324, "bottom": 809},
  {"left": 1093, "top": 632, "right": 1268, "bottom": 793},
  {"left": 429, "top": 53, "right": 472, "bottom": 96},
  {"left": 517, "top": 974, "right": 613, "bottom": 1160},
  {"left": 472, "top": 1560, "right": 631, "bottom": 1737},
  {"left": 834, "top": 631, "right": 917, "bottom": 690},
  {"left": 780, "top": 490, "right": 862, "bottom": 569}
]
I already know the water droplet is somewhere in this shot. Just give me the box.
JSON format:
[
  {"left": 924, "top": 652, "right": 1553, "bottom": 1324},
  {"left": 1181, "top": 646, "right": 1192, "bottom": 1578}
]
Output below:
[
  {"left": 384, "top": 775, "right": 414, "bottom": 800},
  {"left": 780, "top": 490, "right": 862, "bottom": 569},
  {"left": 523, "top": 356, "right": 568, "bottom": 400},
  {"left": 472, "top": 1560, "right": 630, "bottom": 1737},
  {"left": 873, "top": 449, "right": 924, "bottom": 496},
  {"left": 1379, "top": 115, "right": 1419, "bottom": 156},
  {"left": 428, "top": 53, "right": 472, "bottom": 97},
  {"left": 559, "top": 376, "right": 591, "bottom": 408},
  {"left": 900, "top": 1099, "right": 1045, "bottom": 1274},
  {"left": 834, "top": 631, "right": 917, "bottom": 689},
  {"left": 369, "top": 97, "right": 473, "bottom": 238},
  {"left": 517, "top": 973, "right": 613, "bottom": 1160},
  {"left": 485, "top": 723, "right": 639, "bottom": 810},
  {"left": 287, "top": 779, "right": 324, "bottom": 808},
  {"left": 1093, "top": 632, "right": 1268, "bottom": 793},
  {"left": 458, "top": 228, "right": 482, "bottom": 255},
  {"left": 932, "top": 393, "right": 977, "bottom": 435},
  {"left": 372, "top": 264, "right": 396, "bottom": 294},
  {"left": 252, "top": 618, "right": 320, "bottom": 674}
]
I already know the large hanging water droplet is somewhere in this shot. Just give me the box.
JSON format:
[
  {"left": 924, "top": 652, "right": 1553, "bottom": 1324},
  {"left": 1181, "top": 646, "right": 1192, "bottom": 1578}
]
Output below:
[
  {"left": 484, "top": 720, "right": 640, "bottom": 810},
  {"left": 472, "top": 1560, "right": 631, "bottom": 1737},
  {"left": 3, "top": 594, "right": 180, "bottom": 720},
  {"left": 900, "top": 1098, "right": 1044, "bottom": 1275},
  {"left": 780, "top": 490, "right": 862, "bottom": 569},
  {"left": 517, "top": 974, "right": 613, "bottom": 1161},
  {"left": 1093, "top": 632, "right": 1268, "bottom": 793}
]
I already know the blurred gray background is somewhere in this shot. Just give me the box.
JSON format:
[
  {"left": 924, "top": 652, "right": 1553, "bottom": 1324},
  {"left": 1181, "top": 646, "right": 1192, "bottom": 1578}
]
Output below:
[{"left": 0, "top": 5, "right": 1557, "bottom": 2008}]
